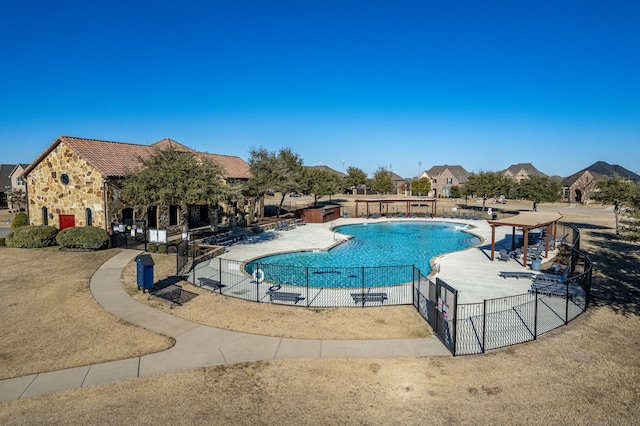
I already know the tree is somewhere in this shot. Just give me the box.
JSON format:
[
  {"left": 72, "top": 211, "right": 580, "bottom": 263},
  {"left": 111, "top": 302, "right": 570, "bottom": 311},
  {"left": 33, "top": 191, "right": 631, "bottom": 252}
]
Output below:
[
  {"left": 301, "top": 168, "right": 342, "bottom": 207},
  {"left": 517, "top": 176, "right": 561, "bottom": 211},
  {"left": 590, "top": 175, "right": 640, "bottom": 236},
  {"left": 6, "top": 188, "right": 26, "bottom": 211},
  {"left": 411, "top": 177, "right": 431, "bottom": 196},
  {"left": 120, "top": 147, "right": 227, "bottom": 232},
  {"left": 463, "top": 171, "right": 512, "bottom": 212},
  {"left": 247, "top": 147, "right": 304, "bottom": 217},
  {"left": 345, "top": 166, "right": 368, "bottom": 194},
  {"left": 246, "top": 147, "right": 277, "bottom": 197},
  {"left": 370, "top": 167, "right": 394, "bottom": 195},
  {"left": 450, "top": 185, "right": 462, "bottom": 199}
]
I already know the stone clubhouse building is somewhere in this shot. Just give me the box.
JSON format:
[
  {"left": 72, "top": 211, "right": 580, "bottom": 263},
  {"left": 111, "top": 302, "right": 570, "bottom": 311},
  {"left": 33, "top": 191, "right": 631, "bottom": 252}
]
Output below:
[{"left": 21, "top": 136, "right": 252, "bottom": 233}]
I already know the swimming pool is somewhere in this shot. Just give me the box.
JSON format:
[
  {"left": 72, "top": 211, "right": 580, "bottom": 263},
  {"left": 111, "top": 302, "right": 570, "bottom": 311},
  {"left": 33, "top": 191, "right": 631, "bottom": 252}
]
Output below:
[{"left": 246, "top": 221, "right": 480, "bottom": 288}]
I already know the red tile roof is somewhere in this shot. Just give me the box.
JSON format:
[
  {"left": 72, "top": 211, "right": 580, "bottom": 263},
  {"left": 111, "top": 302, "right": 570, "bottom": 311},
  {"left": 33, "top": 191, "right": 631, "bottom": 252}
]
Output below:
[
  {"left": 23, "top": 136, "right": 251, "bottom": 180},
  {"left": 151, "top": 138, "right": 196, "bottom": 153},
  {"left": 202, "top": 153, "right": 251, "bottom": 180}
]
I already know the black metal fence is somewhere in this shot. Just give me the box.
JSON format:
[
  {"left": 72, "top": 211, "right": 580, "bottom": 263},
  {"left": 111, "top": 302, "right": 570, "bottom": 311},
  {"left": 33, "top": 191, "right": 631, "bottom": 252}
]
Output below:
[
  {"left": 110, "top": 220, "right": 147, "bottom": 249},
  {"left": 183, "top": 221, "right": 592, "bottom": 356},
  {"left": 176, "top": 239, "right": 190, "bottom": 275},
  {"left": 190, "top": 258, "right": 415, "bottom": 307},
  {"left": 451, "top": 222, "right": 592, "bottom": 355}
]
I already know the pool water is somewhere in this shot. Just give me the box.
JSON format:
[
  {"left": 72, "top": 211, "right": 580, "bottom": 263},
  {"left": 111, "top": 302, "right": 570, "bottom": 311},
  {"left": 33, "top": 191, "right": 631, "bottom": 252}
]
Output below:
[{"left": 246, "top": 221, "right": 479, "bottom": 288}]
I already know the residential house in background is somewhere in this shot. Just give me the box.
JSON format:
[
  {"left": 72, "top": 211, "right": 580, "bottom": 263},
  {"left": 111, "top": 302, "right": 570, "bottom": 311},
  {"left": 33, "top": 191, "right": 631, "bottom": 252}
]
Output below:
[
  {"left": 562, "top": 161, "right": 640, "bottom": 203},
  {"left": 503, "top": 163, "right": 547, "bottom": 182},
  {"left": 21, "top": 136, "right": 251, "bottom": 232},
  {"left": 389, "top": 171, "right": 408, "bottom": 195},
  {"left": 0, "top": 164, "right": 16, "bottom": 208},
  {"left": 422, "top": 165, "right": 470, "bottom": 197},
  {"left": 8, "top": 164, "right": 29, "bottom": 210},
  {"left": 310, "top": 165, "right": 347, "bottom": 180}
]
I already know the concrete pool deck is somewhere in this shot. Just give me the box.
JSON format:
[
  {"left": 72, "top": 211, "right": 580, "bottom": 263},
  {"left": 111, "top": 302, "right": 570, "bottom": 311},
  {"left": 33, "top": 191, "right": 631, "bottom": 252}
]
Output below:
[{"left": 218, "top": 216, "right": 556, "bottom": 304}]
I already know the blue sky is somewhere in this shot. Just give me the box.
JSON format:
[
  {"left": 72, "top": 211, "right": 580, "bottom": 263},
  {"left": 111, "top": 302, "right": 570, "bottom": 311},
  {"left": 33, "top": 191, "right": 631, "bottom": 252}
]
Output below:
[{"left": 1, "top": 0, "right": 639, "bottom": 178}]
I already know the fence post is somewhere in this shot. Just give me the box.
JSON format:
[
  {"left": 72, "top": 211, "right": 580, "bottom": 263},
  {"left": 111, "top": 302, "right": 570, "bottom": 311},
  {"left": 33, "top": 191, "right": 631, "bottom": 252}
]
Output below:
[
  {"left": 452, "top": 289, "right": 458, "bottom": 356},
  {"left": 482, "top": 299, "right": 487, "bottom": 353},
  {"left": 565, "top": 281, "right": 570, "bottom": 325},
  {"left": 412, "top": 267, "right": 416, "bottom": 307},
  {"left": 218, "top": 258, "right": 223, "bottom": 294},
  {"left": 585, "top": 266, "right": 592, "bottom": 309},
  {"left": 534, "top": 289, "right": 538, "bottom": 340},
  {"left": 193, "top": 256, "right": 197, "bottom": 286},
  {"left": 361, "top": 266, "right": 365, "bottom": 307},
  {"left": 306, "top": 266, "right": 310, "bottom": 307}
]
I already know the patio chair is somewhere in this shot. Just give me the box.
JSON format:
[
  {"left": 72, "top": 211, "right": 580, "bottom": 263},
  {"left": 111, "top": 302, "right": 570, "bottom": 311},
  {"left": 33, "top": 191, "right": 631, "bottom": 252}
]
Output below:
[
  {"left": 498, "top": 249, "right": 510, "bottom": 262},
  {"left": 281, "top": 220, "right": 295, "bottom": 230}
]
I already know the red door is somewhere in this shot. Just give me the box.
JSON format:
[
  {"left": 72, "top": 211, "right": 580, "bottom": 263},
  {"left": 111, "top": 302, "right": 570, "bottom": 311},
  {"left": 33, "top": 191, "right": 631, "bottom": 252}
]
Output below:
[{"left": 59, "top": 214, "right": 75, "bottom": 230}]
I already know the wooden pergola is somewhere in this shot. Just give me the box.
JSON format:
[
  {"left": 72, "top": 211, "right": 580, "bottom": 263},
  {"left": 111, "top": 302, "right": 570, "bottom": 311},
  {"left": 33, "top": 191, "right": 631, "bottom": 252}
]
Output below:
[
  {"left": 355, "top": 198, "right": 437, "bottom": 218},
  {"left": 488, "top": 211, "right": 563, "bottom": 268}
]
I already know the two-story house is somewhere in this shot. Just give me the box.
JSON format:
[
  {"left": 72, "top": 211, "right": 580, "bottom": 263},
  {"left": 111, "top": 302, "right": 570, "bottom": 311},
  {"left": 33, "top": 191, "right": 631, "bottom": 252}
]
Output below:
[{"left": 422, "top": 165, "right": 469, "bottom": 197}]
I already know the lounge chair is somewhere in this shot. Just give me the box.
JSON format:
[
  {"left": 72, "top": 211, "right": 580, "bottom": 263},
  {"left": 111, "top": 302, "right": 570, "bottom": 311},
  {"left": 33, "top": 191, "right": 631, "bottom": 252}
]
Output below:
[{"left": 275, "top": 220, "right": 294, "bottom": 231}]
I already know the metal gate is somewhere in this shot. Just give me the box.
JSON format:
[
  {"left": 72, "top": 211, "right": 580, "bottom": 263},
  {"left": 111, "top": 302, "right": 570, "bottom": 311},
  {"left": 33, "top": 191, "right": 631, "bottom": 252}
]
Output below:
[
  {"left": 413, "top": 275, "right": 458, "bottom": 355},
  {"left": 109, "top": 220, "right": 147, "bottom": 249}
]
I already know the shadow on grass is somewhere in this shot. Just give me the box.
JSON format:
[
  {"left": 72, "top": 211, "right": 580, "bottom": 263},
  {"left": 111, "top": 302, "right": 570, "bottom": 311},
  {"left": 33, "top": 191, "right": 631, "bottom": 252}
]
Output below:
[
  {"left": 584, "top": 230, "right": 640, "bottom": 317},
  {"left": 151, "top": 276, "right": 198, "bottom": 306}
]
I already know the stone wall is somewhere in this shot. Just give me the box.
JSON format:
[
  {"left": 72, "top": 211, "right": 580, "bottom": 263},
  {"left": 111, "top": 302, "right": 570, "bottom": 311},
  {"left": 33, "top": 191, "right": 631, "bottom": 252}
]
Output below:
[{"left": 27, "top": 141, "right": 106, "bottom": 228}]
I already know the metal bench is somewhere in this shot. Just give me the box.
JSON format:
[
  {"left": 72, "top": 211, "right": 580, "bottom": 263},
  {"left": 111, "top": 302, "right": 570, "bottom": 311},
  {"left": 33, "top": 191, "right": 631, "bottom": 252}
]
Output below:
[
  {"left": 350, "top": 292, "right": 388, "bottom": 305},
  {"left": 499, "top": 271, "right": 535, "bottom": 280},
  {"left": 197, "top": 277, "right": 224, "bottom": 290},
  {"left": 266, "top": 290, "right": 303, "bottom": 304}
]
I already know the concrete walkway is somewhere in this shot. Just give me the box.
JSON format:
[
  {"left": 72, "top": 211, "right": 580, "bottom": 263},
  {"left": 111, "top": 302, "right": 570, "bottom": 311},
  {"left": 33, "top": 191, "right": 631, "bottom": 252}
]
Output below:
[{"left": 0, "top": 249, "right": 450, "bottom": 402}]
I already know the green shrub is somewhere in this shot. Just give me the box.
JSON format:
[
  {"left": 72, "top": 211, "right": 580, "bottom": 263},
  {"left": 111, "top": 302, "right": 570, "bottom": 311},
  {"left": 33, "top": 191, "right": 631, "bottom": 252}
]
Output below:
[
  {"left": 0, "top": 237, "right": 5, "bottom": 246},
  {"left": 10, "top": 212, "right": 29, "bottom": 231},
  {"left": 5, "top": 225, "right": 58, "bottom": 248},
  {"left": 157, "top": 244, "right": 168, "bottom": 254},
  {"left": 147, "top": 243, "right": 158, "bottom": 252},
  {"left": 56, "top": 226, "right": 110, "bottom": 250}
]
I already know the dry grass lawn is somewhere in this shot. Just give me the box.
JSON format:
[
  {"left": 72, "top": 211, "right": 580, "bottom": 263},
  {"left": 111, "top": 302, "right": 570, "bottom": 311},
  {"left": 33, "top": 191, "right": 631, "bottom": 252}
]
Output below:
[
  {"left": 1, "top": 201, "right": 639, "bottom": 424},
  {"left": 0, "top": 247, "right": 173, "bottom": 380}
]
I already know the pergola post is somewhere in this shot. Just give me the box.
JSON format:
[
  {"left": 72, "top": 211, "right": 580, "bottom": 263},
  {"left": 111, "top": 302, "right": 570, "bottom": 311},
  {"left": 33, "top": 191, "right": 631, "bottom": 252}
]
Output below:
[
  {"left": 490, "top": 225, "right": 496, "bottom": 261},
  {"left": 522, "top": 226, "right": 530, "bottom": 268}
]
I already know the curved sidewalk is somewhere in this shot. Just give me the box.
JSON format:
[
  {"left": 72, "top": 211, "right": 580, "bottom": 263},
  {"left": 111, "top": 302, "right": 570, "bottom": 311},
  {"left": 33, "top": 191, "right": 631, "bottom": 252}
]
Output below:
[{"left": 0, "top": 249, "right": 449, "bottom": 402}]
